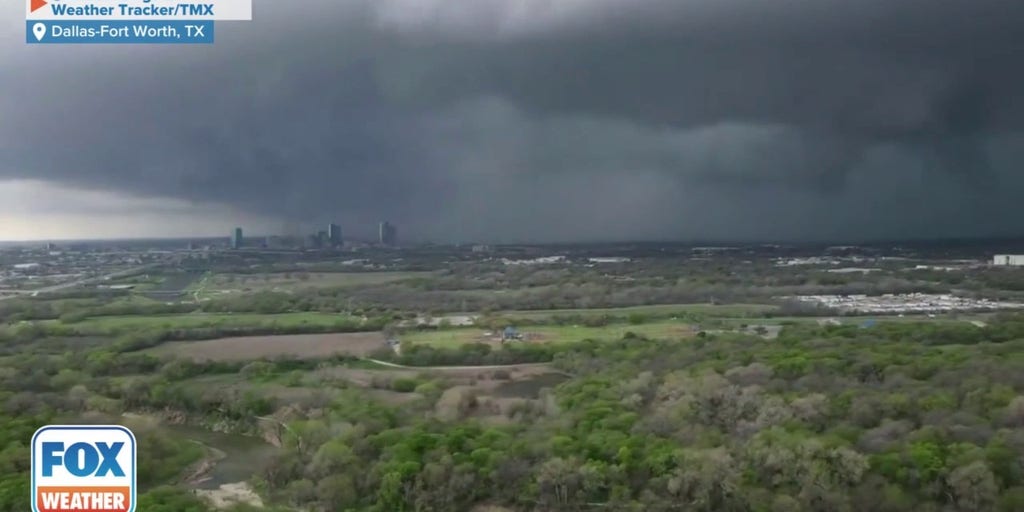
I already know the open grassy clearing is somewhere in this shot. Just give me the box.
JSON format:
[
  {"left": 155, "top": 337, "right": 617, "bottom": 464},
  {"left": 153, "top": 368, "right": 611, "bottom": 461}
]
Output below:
[
  {"left": 403, "top": 313, "right": 990, "bottom": 348},
  {"left": 50, "top": 311, "right": 358, "bottom": 333},
  {"left": 401, "top": 319, "right": 697, "bottom": 348},
  {"left": 144, "top": 331, "right": 389, "bottom": 360},
  {"left": 111, "top": 294, "right": 167, "bottom": 306}
]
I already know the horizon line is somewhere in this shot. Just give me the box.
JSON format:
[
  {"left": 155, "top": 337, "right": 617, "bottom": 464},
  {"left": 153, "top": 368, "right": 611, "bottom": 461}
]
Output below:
[{"left": 2, "top": 233, "right": 1024, "bottom": 247}]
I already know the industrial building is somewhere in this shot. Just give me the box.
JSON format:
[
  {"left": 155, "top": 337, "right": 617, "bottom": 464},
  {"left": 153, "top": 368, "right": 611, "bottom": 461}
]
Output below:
[
  {"left": 379, "top": 221, "right": 397, "bottom": 246},
  {"left": 792, "top": 293, "right": 1024, "bottom": 313},
  {"left": 230, "top": 227, "right": 243, "bottom": 249},
  {"left": 993, "top": 255, "right": 1024, "bottom": 266}
]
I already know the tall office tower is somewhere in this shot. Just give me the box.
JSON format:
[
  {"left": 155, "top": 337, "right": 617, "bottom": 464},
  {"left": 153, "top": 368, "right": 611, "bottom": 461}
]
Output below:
[
  {"left": 328, "top": 223, "right": 343, "bottom": 247},
  {"left": 231, "top": 227, "right": 243, "bottom": 249},
  {"left": 379, "top": 221, "right": 397, "bottom": 246}
]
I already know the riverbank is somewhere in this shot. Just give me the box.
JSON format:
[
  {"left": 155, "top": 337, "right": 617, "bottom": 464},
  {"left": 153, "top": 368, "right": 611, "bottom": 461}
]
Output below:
[{"left": 118, "top": 412, "right": 277, "bottom": 509}]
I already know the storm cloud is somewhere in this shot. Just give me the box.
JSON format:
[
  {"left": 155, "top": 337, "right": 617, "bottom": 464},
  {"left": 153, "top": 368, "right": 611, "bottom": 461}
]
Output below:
[{"left": 2, "top": 0, "right": 1023, "bottom": 242}]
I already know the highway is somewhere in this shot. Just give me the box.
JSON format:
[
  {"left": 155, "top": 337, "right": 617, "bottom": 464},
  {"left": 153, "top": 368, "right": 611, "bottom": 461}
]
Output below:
[{"left": 0, "top": 263, "right": 161, "bottom": 301}]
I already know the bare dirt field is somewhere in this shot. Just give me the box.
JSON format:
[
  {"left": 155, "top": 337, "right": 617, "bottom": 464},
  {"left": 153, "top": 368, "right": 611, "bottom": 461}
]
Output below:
[
  {"left": 145, "top": 332, "right": 389, "bottom": 361},
  {"left": 316, "top": 363, "right": 559, "bottom": 390}
]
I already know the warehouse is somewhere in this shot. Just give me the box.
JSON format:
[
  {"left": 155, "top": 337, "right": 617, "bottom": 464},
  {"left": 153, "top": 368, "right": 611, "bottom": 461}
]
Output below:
[{"left": 993, "top": 255, "right": 1024, "bottom": 266}]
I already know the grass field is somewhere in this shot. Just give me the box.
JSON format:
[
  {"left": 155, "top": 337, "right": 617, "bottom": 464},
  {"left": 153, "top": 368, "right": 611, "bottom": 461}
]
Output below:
[
  {"left": 144, "top": 331, "right": 389, "bottom": 360},
  {"left": 53, "top": 311, "right": 360, "bottom": 334},
  {"left": 403, "top": 312, "right": 989, "bottom": 348},
  {"left": 401, "top": 319, "right": 698, "bottom": 348}
]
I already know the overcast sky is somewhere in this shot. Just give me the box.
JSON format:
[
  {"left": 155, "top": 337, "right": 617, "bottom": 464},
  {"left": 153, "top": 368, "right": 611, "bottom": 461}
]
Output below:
[{"left": 2, "top": 0, "right": 1023, "bottom": 243}]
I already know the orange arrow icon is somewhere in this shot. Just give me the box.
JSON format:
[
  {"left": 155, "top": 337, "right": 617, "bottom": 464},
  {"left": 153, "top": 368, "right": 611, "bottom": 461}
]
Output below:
[{"left": 30, "top": 0, "right": 47, "bottom": 13}]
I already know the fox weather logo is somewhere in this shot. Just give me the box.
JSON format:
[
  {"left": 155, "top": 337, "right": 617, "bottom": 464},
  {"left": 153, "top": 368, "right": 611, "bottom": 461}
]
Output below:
[{"left": 31, "top": 425, "right": 137, "bottom": 512}]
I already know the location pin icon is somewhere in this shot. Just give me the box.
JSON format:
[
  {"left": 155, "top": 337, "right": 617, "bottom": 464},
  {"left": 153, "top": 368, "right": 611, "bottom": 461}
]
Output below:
[{"left": 32, "top": 22, "right": 46, "bottom": 41}]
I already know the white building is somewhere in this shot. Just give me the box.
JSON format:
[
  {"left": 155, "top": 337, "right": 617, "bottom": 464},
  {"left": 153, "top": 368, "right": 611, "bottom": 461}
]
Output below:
[
  {"left": 993, "top": 255, "right": 1024, "bottom": 266},
  {"left": 588, "top": 257, "right": 631, "bottom": 263}
]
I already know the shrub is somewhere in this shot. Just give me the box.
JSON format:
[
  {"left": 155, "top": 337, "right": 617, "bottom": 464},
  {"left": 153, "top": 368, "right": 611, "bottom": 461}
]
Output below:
[{"left": 391, "top": 378, "right": 418, "bottom": 393}]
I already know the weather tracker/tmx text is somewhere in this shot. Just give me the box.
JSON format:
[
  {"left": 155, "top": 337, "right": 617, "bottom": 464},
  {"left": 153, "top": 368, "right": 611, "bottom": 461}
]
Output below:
[{"left": 50, "top": 3, "right": 214, "bottom": 17}]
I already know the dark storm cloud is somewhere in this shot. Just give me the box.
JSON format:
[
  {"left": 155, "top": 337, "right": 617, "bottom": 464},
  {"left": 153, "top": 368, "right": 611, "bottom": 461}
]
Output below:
[{"left": 1, "top": 0, "right": 1023, "bottom": 242}]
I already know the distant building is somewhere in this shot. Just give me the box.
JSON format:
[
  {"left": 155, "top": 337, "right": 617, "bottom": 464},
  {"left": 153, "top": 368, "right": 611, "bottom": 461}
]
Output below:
[
  {"left": 993, "top": 255, "right": 1024, "bottom": 266},
  {"left": 230, "top": 227, "right": 243, "bottom": 249},
  {"left": 328, "top": 223, "right": 343, "bottom": 247},
  {"left": 299, "top": 231, "right": 329, "bottom": 250},
  {"left": 264, "top": 236, "right": 287, "bottom": 249},
  {"left": 471, "top": 245, "right": 492, "bottom": 253},
  {"left": 379, "top": 221, "right": 397, "bottom": 246}
]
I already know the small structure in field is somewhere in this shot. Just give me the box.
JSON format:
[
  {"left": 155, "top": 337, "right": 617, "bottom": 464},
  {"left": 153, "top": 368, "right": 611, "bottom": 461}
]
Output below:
[
  {"left": 502, "top": 326, "right": 523, "bottom": 342},
  {"left": 386, "top": 338, "right": 402, "bottom": 354}
]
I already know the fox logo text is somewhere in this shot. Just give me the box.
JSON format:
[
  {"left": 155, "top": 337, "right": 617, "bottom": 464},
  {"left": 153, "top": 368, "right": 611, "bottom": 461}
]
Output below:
[{"left": 31, "top": 426, "right": 136, "bottom": 512}]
